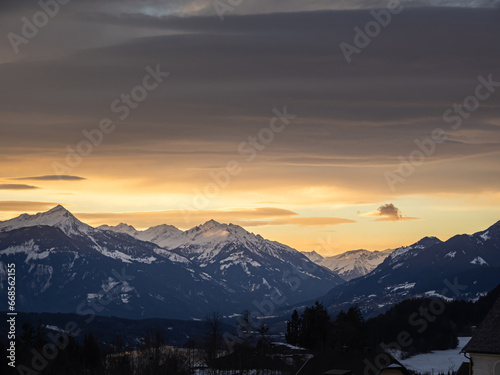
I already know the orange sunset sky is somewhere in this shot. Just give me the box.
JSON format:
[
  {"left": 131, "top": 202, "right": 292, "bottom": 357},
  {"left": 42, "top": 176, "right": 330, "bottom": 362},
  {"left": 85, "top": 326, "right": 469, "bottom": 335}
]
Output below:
[{"left": 0, "top": 1, "right": 499, "bottom": 254}]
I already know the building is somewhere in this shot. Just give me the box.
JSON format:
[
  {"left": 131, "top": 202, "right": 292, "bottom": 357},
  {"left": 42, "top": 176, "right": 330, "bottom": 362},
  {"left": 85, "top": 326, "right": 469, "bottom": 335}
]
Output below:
[
  {"left": 461, "top": 295, "right": 500, "bottom": 375},
  {"left": 295, "top": 348, "right": 409, "bottom": 375}
]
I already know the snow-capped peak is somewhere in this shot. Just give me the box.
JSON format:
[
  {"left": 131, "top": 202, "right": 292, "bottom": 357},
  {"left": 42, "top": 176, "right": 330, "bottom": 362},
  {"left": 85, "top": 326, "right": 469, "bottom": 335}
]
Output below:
[
  {"left": 49, "top": 204, "right": 67, "bottom": 213},
  {"left": 185, "top": 220, "right": 259, "bottom": 244},
  {"left": 99, "top": 222, "right": 185, "bottom": 249},
  {"left": 476, "top": 220, "right": 500, "bottom": 241},
  {"left": 199, "top": 219, "right": 228, "bottom": 230},
  {"left": 100, "top": 217, "right": 296, "bottom": 260},
  {"left": 146, "top": 224, "right": 181, "bottom": 233},
  {"left": 116, "top": 222, "right": 136, "bottom": 231},
  {"left": 301, "top": 250, "right": 325, "bottom": 263},
  {"left": 389, "top": 236, "right": 442, "bottom": 260},
  {"left": 98, "top": 223, "right": 138, "bottom": 236},
  {"left": 204, "top": 219, "right": 220, "bottom": 225},
  {"left": 0, "top": 205, "right": 92, "bottom": 237},
  {"left": 305, "top": 248, "right": 393, "bottom": 281},
  {"left": 136, "top": 224, "right": 184, "bottom": 248}
]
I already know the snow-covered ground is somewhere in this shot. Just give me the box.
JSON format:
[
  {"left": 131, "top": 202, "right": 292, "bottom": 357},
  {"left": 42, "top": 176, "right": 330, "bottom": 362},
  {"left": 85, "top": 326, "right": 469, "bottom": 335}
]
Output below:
[
  {"left": 396, "top": 337, "right": 471, "bottom": 374},
  {"left": 270, "top": 342, "right": 306, "bottom": 350}
]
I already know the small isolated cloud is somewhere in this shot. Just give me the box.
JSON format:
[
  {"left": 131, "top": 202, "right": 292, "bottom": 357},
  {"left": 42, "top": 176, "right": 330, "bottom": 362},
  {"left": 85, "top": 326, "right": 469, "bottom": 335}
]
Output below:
[
  {"left": 12, "top": 175, "right": 86, "bottom": 181},
  {"left": 363, "top": 203, "right": 419, "bottom": 222},
  {"left": 376, "top": 203, "right": 403, "bottom": 221},
  {"left": 0, "top": 184, "right": 39, "bottom": 190}
]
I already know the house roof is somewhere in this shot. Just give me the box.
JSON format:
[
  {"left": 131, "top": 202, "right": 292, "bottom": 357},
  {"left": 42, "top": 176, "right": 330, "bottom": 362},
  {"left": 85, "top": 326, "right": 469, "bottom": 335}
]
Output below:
[
  {"left": 462, "top": 294, "right": 500, "bottom": 355},
  {"left": 296, "top": 349, "right": 406, "bottom": 375},
  {"left": 323, "top": 370, "right": 352, "bottom": 375},
  {"left": 210, "top": 346, "right": 292, "bottom": 371}
]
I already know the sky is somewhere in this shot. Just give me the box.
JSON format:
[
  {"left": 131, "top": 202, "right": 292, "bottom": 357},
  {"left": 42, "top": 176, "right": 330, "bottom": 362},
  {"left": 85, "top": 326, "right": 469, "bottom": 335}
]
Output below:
[{"left": 0, "top": 0, "right": 499, "bottom": 254}]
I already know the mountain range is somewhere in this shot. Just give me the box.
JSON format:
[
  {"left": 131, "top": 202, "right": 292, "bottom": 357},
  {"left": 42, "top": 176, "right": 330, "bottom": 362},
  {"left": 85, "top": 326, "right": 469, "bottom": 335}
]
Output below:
[
  {"left": 0, "top": 206, "right": 342, "bottom": 319},
  {"left": 314, "top": 222, "right": 500, "bottom": 317},
  {"left": 302, "top": 248, "right": 393, "bottom": 281},
  {"left": 0, "top": 206, "right": 499, "bottom": 321}
]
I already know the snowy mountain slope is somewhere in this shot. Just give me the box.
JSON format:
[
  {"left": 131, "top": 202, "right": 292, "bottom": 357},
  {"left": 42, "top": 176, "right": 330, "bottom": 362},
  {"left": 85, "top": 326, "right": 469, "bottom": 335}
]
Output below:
[
  {"left": 387, "top": 236, "right": 441, "bottom": 262},
  {"left": 302, "top": 248, "right": 393, "bottom": 281},
  {"left": 98, "top": 223, "right": 184, "bottom": 249},
  {"left": 0, "top": 225, "right": 232, "bottom": 319},
  {"left": 176, "top": 220, "right": 303, "bottom": 262},
  {"left": 317, "top": 224, "right": 500, "bottom": 317},
  {"left": 177, "top": 221, "right": 344, "bottom": 302},
  {"left": 101, "top": 218, "right": 345, "bottom": 305},
  {"left": 301, "top": 250, "right": 325, "bottom": 263},
  {"left": 98, "top": 222, "right": 138, "bottom": 236},
  {"left": 0, "top": 205, "right": 92, "bottom": 237},
  {"left": 103, "top": 219, "right": 303, "bottom": 261},
  {"left": 0, "top": 206, "right": 343, "bottom": 319},
  {"left": 0, "top": 206, "right": 188, "bottom": 265}
]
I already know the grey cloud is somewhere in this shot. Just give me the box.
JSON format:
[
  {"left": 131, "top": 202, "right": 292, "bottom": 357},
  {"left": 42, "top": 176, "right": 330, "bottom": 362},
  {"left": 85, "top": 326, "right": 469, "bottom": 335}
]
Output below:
[
  {"left": 367, "top": 204, "right": 420, "bottom": 221},
  {"left": 12, "top": 175, "right": 86, "bottom": 181},
  {"left": 0, "top": 184, "right": 40, "bottom": 190},
  {"left": 2, "top": 8, "right": 499, "bottom": 127},
  {"left": 2, "top": 0, "right": 498, "bottom": 16},
  {"left": 376, "top": 203, "right": 403, "bottom": 220},
  {"left": 0, "top": 5, "right": 499, "bottom": 196}
]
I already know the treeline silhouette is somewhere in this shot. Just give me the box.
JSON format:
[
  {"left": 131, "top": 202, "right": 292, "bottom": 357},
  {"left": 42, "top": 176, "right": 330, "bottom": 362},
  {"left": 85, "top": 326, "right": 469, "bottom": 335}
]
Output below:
[
  {"left": 1, "top": 322, "right": 190, "bottom": 375},
  {"left": 285, "top": 283, "right": 500, "bottom": 356},
  {"left": 367, "top": 282, "right": 500, "bottom": 356},
  {"left": 3, "top": 284, "right": 499, "bottom": 373},
  {"left": 1, "top": 312, "right": 237, "bottom": 375},
  {"left": 286, "top": 302, "right": 368, "bottom": 351},
  {"left": 2, "top": 322, "right": 104, "bottom": 374}
]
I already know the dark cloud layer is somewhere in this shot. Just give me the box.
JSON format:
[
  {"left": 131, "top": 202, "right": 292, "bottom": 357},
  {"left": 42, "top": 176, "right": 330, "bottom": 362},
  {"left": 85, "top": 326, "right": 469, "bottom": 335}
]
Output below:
[
  {"left": 0, "top": 184, "right": 39, "bottom": 190},
  {"left": 0, "top": 3, "right": 499, "bottom": 199},
  {"left": 0, "top": 1, "right": 498, "bottom": 250},
  {"left": 77, "top": 207, "right": 355, "bottom": 229},
  {"left": 12, "top": 175, "right": 86, "bottom": 181}
]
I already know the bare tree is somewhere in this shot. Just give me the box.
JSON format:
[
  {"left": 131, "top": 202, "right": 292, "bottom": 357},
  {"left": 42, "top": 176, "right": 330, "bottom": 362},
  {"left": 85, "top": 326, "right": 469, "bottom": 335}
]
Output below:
[
  {"left": 203, "top": 311, "right": 224, "bottom": 366},
  {"left": 140, "top": 328, "right": 165, "bottom": 374}
]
